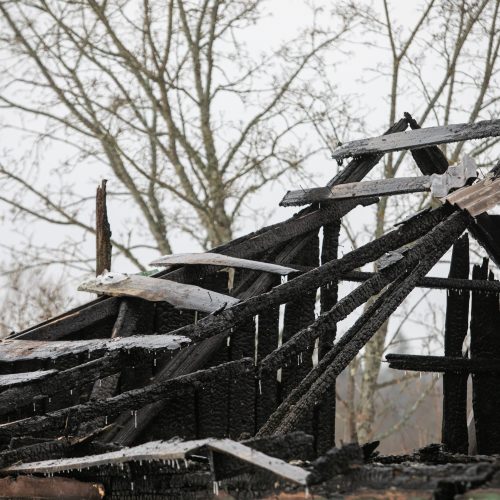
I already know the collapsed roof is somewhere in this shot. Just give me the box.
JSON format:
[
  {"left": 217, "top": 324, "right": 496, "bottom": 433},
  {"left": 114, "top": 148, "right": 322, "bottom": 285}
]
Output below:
[{"left": 1, "top": 114, "right": 500, "bottom": 498}]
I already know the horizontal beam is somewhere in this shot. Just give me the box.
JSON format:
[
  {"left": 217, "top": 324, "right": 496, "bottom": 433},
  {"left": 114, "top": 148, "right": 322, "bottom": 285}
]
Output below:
[
  {"left": 341, "top": 270, "right": 500, "bottom": 292},
  {"left": 332, "top": 119, "right": 500, "bottom": 159},
  {"left": 280, "top": 177, "right": 429, "bottom": 207},
  {"left": 386, "top": 354, "right": 500, "bottom": 373}
]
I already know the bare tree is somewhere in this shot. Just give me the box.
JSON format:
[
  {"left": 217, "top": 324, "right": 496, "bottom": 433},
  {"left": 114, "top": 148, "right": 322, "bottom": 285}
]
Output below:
[
  {"left": 0, "top": 0, "right": 357, "bottom": 273},
  {"left": 338, "top": 0, "right": 500, "bottom": 444}
]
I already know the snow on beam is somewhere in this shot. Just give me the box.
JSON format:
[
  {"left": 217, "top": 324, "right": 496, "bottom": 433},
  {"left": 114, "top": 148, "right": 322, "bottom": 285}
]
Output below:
[
  {"left": 0, "top": 334, "right": 191, "bottom": 364},
  {"left": 3, "top": 438, "right": 311, "bottom": 486}
]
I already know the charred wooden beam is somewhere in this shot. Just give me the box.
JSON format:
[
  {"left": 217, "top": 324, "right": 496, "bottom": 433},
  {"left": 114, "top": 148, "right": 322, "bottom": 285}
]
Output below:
[
  {"left": 470, "top": 260, "right": 500, "bottom": 454},
  {"left": 315, "top": 220, "right": 340, "bottom": 454},
  {"left": 332, "top": 119, "right": 500, "bottom": 160},
  {"left": 340, "top": 270, "right": 500, "bottom": 292},
  {"left": 385, "top": 354, "right": 500, "bottom": 373},
  {"left": 0, "top": 358, "right": 252, "bottom": 442},
  {"left": 0, "top": 334, "right": 190, "bottom": 368},
  {"left": 442, "top": 234, "right": 470, "bottom": 454},
  {"left": 173, "top": 206, "right": 455, "bottom": 343},
  {"left": 469, "top": 214, "right": 500, "bottom": 269},
  {"left": 0, "top": 354, "right": 122, "bottom": 416},
  {"left": 328, "top": 118, "right": 408, "bottom": 184},
  {"left": 100, "top": 333, "right": 226, "bottom": 445},
  {"left": 259, "top": 215, "right": 464, "bottom": 374},
  {"left": 258, "top": 210, "right": 468, "bottom": 436},
  {"left": 281, "top": 177, "right": 430, "bottom": 207},
  {"left": 96, "top": 179, "right": 112, "bottom": 277},
  {"left": 404, "top": 112, "right": 448, "bottom": 176}
]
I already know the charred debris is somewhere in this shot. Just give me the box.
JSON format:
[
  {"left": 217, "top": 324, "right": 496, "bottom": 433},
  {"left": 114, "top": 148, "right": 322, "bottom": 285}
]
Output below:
[{"left": 2, "top": 115, "right": 500, "bottom": 498}]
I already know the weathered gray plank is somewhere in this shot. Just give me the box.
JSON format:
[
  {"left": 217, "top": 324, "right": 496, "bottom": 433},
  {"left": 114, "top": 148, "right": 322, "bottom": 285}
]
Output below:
[
  {"left": 0, "top": 370, "right": 56, "bottom": 390},
  {"left": 332, "top": 119, "right": 500, "bottom": 159},
  {"left": 151, "top": 253, "right": 297, "bottom": 275},
  {"left": 0, "top": 334, "right": 190, "bottom": 364},
  {"left": 281, "top": 157, "right": 477, "bottom": 207},
  {"left": 281, "top": 176, "right": 430, "bottom": 207},
  {"left": 78, "top": 272, "right": 239, "bottom": 313}
]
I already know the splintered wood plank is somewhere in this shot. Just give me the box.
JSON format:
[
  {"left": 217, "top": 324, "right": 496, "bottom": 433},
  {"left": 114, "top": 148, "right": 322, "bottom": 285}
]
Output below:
[
  {"left": 0, "top": 334, "right": 191, "bottom": 364},
  {"left": 151, "top": 253, "right": 297, "bottom": 275},
  {"left": 332, "top": 119, "right": 500, "bottom": 159},
  {"left": 280, "top": 177, "right": 430, "bottom": 206},
  {"left": 3, "top": 438, "right": 310, "bottom": 485},
  {"left": 208, "top": 439, "right": 311, "bottom": 485},
  {"left": 78, "top": 272, "right": 239, "bottom": 313},
  {"left": 0, "top": 370, "right": 57, "bottom": 389},
  {"left": 2, "top": 439, "right": 211, "bottom": 473}
]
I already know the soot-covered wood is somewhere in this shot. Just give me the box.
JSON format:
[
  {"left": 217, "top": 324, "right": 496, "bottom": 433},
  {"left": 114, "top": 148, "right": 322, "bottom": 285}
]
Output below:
[
  {"left": 442, "top": 234, "right": 470, "bottom": 454},
  {"left": 470, "top": 259, "right": 500, "bottom": 454}
]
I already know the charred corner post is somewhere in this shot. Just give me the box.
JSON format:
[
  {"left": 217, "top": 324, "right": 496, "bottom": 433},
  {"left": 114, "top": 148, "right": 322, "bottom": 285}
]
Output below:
[{"left": 1, "top": 116, "right": 500, "bottom": 498}]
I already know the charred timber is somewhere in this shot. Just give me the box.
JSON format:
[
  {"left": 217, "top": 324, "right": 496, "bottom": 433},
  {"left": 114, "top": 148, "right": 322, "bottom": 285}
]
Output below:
[
  {"left": 0, "top": 358, "right": 252, "bottom": 442},
  {"left": 258, "top": 210, "right": 468, "bottom": 436},
  {"left": 173, "top": 205, "right": 456, "bottom": 344},
  {"left": 385, "top": 354, "right": 500, "bottom": 373}
]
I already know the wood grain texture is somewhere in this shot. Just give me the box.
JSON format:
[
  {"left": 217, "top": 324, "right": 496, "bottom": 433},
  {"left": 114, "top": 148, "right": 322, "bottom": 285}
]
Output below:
[
  {"left": 78, "top": 274, "right": 239, "bottom": 313},
  {"left": 332, "top": 120, "right": 500, "bottom": 159}
]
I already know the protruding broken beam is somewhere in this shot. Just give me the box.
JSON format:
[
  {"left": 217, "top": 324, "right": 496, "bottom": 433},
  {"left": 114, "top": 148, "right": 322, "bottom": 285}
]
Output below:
[
  {"left": 96, "top": 179, "right": 112, "bottom": 277},
  {"left": 280, "top": 156, "right": 477, "bottom": 207},
  {"left": 151, "top": 253, "right": 297, "bottom": 275},
  {"left": 332, "top": 119, "right": 500, "bottom": 159},
  {"left": 78, "top": 272, "right": 239, "bottom": 313}
]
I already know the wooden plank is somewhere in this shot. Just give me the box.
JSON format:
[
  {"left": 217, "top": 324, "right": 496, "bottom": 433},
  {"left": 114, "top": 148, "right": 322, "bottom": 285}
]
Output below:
[
  {"left": 78, "top": 272, "right": 239, "bottom": 313},
  {"left": 281, "top": 176, "right": 430, "bottom": 207},
  {"left": 332, "top": 119, "right": 500, "bottom": 159},
  {"left": 0, "top": 334, "right": 191, "bottom": 364},
  {"left": 2, "top": 439, "right": 211, "bottom": 473},
  {"left": 3, "top": 437, "right": 310, "bottom": 485},
  {"left": 151, "top": 253, "right": 297, "bottom": 275},
  {"left": 0, "top": 370, "right": 56, "bottom": 390},
  {"left": 208, "top": 439, "right": 310, "bottom": 485}
]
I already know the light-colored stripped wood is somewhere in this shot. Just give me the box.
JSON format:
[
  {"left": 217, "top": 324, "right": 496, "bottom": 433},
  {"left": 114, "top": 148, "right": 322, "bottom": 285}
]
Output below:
[
  {"left": 150, "top": 252, "right": 296, "bottom": 275},
  {"left": 78, "top": 273, "right": 238, "bottom": 313}
]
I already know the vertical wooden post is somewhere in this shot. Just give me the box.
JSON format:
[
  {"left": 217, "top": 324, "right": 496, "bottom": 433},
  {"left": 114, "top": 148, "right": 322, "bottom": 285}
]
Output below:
[
  {"left": 96, "top": 179, "right": 112, "bottom": 276},
  {"left": 441, "top": 233, "right": 469, "bottom": 453},
  {"left": 280, "top": 230, "right": 319, "bottom": 436},
  {"left": 470, "top": 258, "right": 500, "bottom": 454},
  {"left": 315, "top": 220, "right": 341, "bottom": 455}
]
